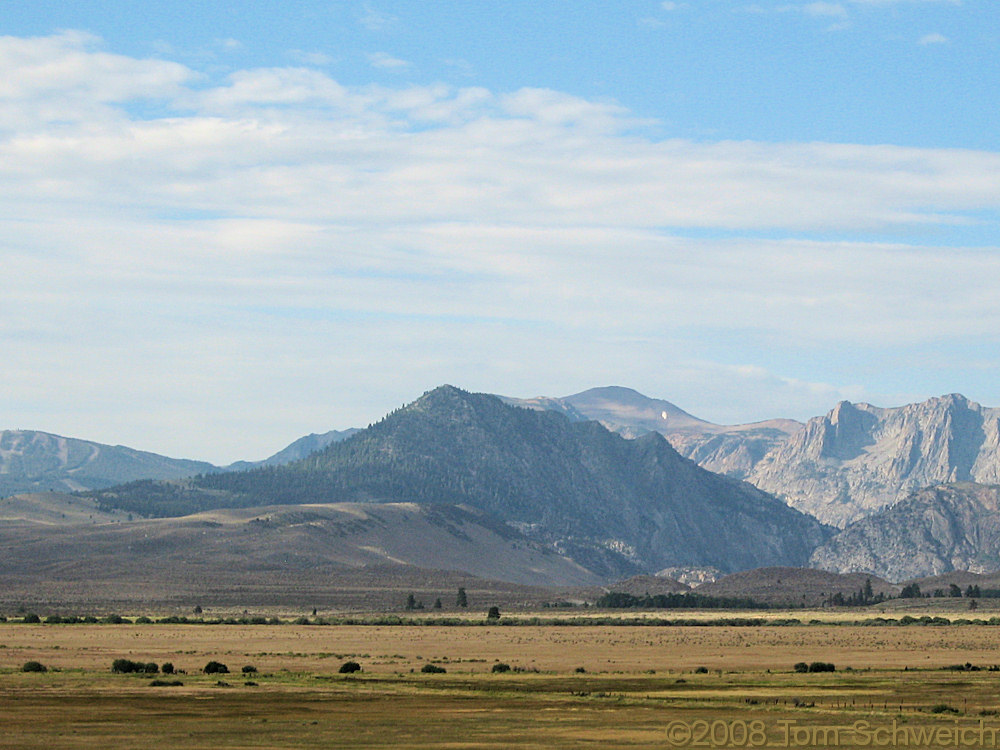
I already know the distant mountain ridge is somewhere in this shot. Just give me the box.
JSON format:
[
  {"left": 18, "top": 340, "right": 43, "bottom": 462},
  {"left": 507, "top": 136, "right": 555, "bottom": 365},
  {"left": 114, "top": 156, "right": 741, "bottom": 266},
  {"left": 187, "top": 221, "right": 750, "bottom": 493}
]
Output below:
[
  {"left": 0, "top": 430, "right": 216, "bottom": 498},
  {"left": 225, "top": 429, "right": 360, "bottom": 471},
  {"left": 85, "top": 385, "right": 831, "bottom": 579},
  {"left": 0, "top": 427, "right": 360, "bottom": 499},
  {"left": 506, "top": 386, "right": 801, "bottom": 479}
]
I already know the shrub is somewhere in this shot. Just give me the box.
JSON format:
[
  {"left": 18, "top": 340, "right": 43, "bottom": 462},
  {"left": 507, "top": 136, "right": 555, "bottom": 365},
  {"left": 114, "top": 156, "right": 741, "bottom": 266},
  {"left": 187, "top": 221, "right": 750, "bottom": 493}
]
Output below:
[
  {"left": 21, "top": 661, "right": 47, "bottom": 673},
  {"left": 242, "top": 665, "right": 258, "bottom": 674},
  {"left": 931, "top": 704, "right": 960, "bottom": 714},
  {"left": 808, "top": 662, "right": 835, "bottom": 673},
  {"left": 491, "top": 662, "right": 511, "bottom": 673},
  {"left": 143, "top": 662, "right": 159, "bottom": 674},
  {"left": 486, "top": 606, "right": 501, "bottom": 620},
  {"left": 22, "top": 613, "right": 40, "bottom": 624},
  {"left": 574, "top": 667, "right": 587, "bottom": 673},
  {"left": 694, "top": 666, "right": 709, "bottom": 674},
  {"left": 44, "top": 615, "right": 62, "bottom": 624},
  {"left": 135, "top": 616, "right": 153, "bottom": 624},
  {"left": 339, "top": 661, "right": 362, "bottom": 674},
  {"left": 161, "top": 662, "right": 175, "bottom": 675},
  {"left": 112, "top": 659, "right": 142, "bottom": 673},
  {"left": 203, "top": 661, "right": 229, "bottom": 674},
  {"left": 149, "top": 679, "right": 183, "bottom": 687},
  {"left": 793, "top": 662, "right": 809, "bottom": 673},
  {"left": 420, "top": 663, "right": 447, "bottom": 674}
]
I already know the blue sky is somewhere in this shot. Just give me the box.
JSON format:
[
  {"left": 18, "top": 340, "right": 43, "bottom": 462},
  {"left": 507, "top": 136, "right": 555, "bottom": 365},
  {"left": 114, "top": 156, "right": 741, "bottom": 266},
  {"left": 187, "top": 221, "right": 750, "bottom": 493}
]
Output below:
[{"left": 2, "top": 1, "right": 999, "bottom": 462}]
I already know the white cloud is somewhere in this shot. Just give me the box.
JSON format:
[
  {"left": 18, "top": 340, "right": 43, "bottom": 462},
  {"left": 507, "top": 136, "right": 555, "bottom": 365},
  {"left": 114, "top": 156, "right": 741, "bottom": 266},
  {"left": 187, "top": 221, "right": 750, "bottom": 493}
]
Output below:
[
  {"left": 288, "top": 49, "right": 333, "bottom": 66},
  {"left": 368, "top": 51, "right": 412, "bottom": 70},
  {"left": 3, "top": 32, "right": 1000, "bottom": 460},
  {"left": 919, "top": 32, "right": 949, "bottom": 44},
  {"left": 0, "top": 31, "right": 192, "bottom": 125},
  {"left": 359, "top": 4, "right": 399, "bottom": 31}
]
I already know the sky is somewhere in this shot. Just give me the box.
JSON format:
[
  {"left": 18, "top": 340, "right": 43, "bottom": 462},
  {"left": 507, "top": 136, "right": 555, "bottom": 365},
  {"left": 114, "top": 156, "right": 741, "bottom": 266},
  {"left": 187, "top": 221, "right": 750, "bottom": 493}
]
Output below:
[{"left": 2, "top": 0, "right": 999, "bottom": 464}]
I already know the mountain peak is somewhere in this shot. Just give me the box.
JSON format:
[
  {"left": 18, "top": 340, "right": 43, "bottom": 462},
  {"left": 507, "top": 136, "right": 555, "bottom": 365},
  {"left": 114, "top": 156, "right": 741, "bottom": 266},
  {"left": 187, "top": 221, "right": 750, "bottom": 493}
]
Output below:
[
  {"left": 562, "top": 386, "right": 714, "bottom": 431},
  {"left": 406, "top": 385, "right": 504, "bottom": 419}
]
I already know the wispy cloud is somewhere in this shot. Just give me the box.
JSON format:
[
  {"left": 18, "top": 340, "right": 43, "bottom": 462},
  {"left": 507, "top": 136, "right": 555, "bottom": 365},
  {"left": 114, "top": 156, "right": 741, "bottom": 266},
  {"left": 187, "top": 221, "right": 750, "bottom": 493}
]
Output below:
[
  {"left": 359, "top": 4, "right": 399, "bottom": 31},
  {"left": 919, "top": 32, "right": 949, "bottom": 45},
  {"left": 288, "top": 49, "right": 333, "bottom": 66},
  {"left": 368, "top": 51, "right": 412, "bottom": 70}
]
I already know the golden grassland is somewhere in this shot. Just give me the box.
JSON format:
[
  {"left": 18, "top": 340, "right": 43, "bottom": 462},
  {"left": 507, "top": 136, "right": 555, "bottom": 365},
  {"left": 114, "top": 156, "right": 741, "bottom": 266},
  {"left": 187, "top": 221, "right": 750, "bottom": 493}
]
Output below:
[{"left": 6, "top": 620, "right": 1000, "bottom": 748}]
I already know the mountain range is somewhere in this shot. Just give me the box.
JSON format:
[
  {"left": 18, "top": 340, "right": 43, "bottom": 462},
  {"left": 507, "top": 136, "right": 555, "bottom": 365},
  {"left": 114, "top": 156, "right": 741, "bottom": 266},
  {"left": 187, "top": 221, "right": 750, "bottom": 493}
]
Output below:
[
  {"left": 5, "top": 384, "right": 1000, "bottom": 587},
  {"left": 80, "top": 386, "right": 830, "bottom": 579},
  {"left": 515, "top": 388, "right": 1000, "bottom": 529}
]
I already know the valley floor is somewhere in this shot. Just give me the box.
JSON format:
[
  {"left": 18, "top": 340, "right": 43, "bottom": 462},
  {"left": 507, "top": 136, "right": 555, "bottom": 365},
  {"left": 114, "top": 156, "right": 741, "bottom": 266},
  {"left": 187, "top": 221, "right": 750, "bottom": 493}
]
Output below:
[{"left": 4, "top": 621, "right": 1000, "bottom": 747}]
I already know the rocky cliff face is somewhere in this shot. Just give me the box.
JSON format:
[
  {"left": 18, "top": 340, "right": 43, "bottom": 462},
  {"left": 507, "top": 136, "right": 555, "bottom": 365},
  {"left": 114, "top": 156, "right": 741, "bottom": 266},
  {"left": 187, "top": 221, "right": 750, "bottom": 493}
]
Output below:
[
  {"left": 0, "top": 430, "right": 215, "bottom": 498},
  {"left": 810, "top": 483, "right": 1000, "bottom": 581},
  {"left": 749, "top": 394, "right": 1000, "bottom": 527}
]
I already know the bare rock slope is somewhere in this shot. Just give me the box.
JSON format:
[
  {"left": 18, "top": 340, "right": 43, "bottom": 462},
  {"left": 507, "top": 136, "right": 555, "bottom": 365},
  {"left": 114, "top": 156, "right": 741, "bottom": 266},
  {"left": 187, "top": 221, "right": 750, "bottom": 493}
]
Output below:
[
  {"left": 750, "top": 395, "right": 1000, "bottom": 527},
  {"left": 811, "top": 483, "right": 1000, "bottom": 580}
]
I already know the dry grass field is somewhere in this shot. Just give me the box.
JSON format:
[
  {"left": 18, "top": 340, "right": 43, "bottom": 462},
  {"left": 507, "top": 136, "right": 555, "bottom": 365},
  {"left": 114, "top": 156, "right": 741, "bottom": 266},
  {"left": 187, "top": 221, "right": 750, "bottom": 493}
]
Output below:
[{"left": 5, "top": 620, "right": 1000, "bottom": 748}]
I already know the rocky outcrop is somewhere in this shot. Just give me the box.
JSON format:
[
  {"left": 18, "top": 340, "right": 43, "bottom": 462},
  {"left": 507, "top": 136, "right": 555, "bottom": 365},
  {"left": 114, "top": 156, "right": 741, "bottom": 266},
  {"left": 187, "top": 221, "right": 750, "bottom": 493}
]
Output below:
[
  {"left": 749, "top": 395, "right": 1000, "bottom": 527},
  {"left": 810, "top": 483, "right": 1000, "bottom": 580}
]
